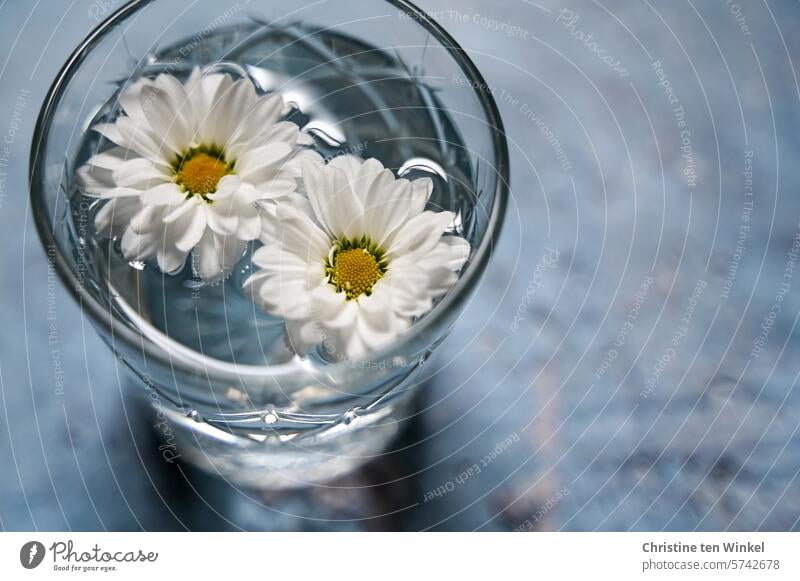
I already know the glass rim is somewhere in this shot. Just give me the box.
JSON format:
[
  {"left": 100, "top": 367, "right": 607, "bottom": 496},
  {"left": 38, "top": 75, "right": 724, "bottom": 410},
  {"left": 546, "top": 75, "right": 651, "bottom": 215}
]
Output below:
[{"left": 29, "top": 0, "right": 510, "bottom": 381}]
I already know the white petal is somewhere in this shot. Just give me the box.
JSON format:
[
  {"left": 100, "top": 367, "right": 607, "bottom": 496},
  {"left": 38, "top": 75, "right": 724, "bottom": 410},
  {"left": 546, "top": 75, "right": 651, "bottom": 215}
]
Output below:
[
  {"left": 248, "top": 268, "right": 326, "bottom": 322},
  {"left": 421, "top": 266, "right": 460, "bottom": 296},
  {"left": 274, "top": 202, "right": 331, "bottom": 260},
  {"left": 225, "top": 94, "right": 287, "bottom": 158},
  {"left": 356, "top": 287, "right": 407, "bottom": 334},
  {"left": 185, "top": 69, "right": 225, "bottom": 131},
  {"left": 113, "top": 158, "right": 168, "bottom": 188},
  {"left": 94, "top": 197, "right": 143, "bottom": 237},
  {"left": 409, "top": 177, "right": 433, "bottom": 216},
  {"left": 120, "top": 227, "right": 159, "bottom": 261},
  {"left": 84, "top": 147, "right": 130, "bottom": 171},
  {"left": 381, "top": 259, "right": 437, "bottom": 317},
  {"left": 257, "top": 201, "right": 279, "bottom": 241},
  {"left": 328, "top": 154, "right": 365, "bottom": 185},
  {"left": 354, "top": 305, "right": 409, "bottom": 352},
  {"left": 99, "top": 187, "right": 143, "bottom": 199},
  {"left": 194, "top": 230, "right": 246, "bottom": 281},
  {"left": 283, "top": 148, "right": 324, "bottom": 180},
  {"left": 92, "top": 122, "right": 124, "bottom": 145},
  {"left": 237, "top": 142, "right": 293, "bottom": 181},
  {"left": 271, "top": 279, "right": 315, "bottom": 320},
  {"left": 208, "top": 174, "right": 240, "bottom": 200},
  {"left": 173, "top": 207, "right": 207, "bottom": 252},
  {"left": 356, "top": 159, "right": 393, "bottom": 204},
  {"left": 129, "top": 205, "right": 162, "bottom": 234},
  {"left": 304, "top": 162, "right": 363, "bottom": 237},
  {"left": 418, "top": 235, "right": 470, "bottom": 272},
  {"left": 309, "top": 283, "right": 350, "bottom": 326},
  {"left": 205, "top": 204, "right": 239, "bottom": 236},
  {"left": 339, "top": 319, "right": 370, "bottom": 359},
  {"left": 140, "top": 182, "right": 185, "bottom": 206},
  {"left": 138, "top": 75, "right": 192, "bottom": 153},
  {"left": 296, "top": 131, "right": 315, "bottom": 146},
  {"left": 386, "top": 210, "right": 454, "bottom": 260},
  {"left": 235, "top": 201, "right": 261, "bottom": 240},
  {"left": 363, "top": 177, "right": 414, "bottom": 245},
  {"left": 194, "top": 231, "right": 220, "bottom": 280},
  {"left": 248, "top": 179, "right": 297, "bottom": 201},
  {"left": 249, "top": 93, "right": 284, "bottom": 133},
  {"left": 218, "top": 234, "right": 247, "bottom": 272},
  {"left": 117, "top": 78, "right": 154, "bottom": 126},
  {"left": 196, "top": 74, "right": 233, "bottom": 144},
  {"left": 263, "top": 121, "right": 300, "bottom": 146},
  {"left": 157, "top": 243, "right": 189, "bottom": 274},
  {"left": 315, "top": 299, "right": 361, "bottom": 357},
  {"left": 209, "top": 77, "right": 256, "bottom": 147},
  {"left": 76, "top": 164, "right": 115, "bottom": 196},
  {"left": 250, "top": 243, "right": 309, "bottom": 274},
  {"left": 114, "top": 116, "right": 171, "bottom": 165},
  {"left": 162, "top": 198, "right": 199, "bottom": 223}
]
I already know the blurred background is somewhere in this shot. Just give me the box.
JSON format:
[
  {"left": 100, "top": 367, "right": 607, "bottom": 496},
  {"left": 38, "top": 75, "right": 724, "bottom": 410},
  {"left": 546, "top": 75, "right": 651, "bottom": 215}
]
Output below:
[{"left": 2, "top": 0, "right": 800, "bottom": 531}]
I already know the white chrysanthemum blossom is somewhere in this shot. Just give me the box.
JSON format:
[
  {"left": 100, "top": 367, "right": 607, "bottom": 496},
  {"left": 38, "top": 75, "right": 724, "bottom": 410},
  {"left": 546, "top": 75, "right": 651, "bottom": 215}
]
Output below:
[
  {"left": 244, "top": 155, "right": 471, "bottom": 360},
  {"left": 77, "top": 68, "right": 318, "bottom": 280}
]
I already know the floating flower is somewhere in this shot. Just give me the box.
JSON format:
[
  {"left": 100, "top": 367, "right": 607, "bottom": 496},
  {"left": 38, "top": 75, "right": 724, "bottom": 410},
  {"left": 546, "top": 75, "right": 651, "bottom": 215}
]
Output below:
[
  {"left": 244, "top": 156, "right": 470, "bottom": 359},
  {"left": 77, "top": 68, "right": 317, "bottom": 280}
]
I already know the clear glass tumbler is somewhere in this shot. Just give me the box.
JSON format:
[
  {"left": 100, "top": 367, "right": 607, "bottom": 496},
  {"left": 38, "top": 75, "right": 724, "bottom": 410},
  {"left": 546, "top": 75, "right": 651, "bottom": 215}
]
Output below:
[{"left": 30, "top": 0, "right": 509, "bottom": 489}]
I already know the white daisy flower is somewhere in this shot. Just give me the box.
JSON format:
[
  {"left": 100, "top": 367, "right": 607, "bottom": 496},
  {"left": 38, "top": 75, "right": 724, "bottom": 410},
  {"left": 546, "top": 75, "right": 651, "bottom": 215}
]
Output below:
[
  {"left": 77, "top": 68, "right": 317, "bottom": 280},
  {"left": 244, "top": 155, "right": 471, "bottom": 360}
]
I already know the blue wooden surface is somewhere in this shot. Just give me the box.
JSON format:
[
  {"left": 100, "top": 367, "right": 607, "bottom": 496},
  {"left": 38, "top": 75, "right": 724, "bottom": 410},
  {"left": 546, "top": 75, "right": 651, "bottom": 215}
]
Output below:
[{"left": 1, "top": 0, "right": 799, "bottom": 530}]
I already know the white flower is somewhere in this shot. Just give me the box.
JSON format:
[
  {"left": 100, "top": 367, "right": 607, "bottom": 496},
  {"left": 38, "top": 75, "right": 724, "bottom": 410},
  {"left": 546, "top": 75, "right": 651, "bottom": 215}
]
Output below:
[
  {"left": 244, "top": 155, "right": 470, "bottom": 360},
  {"left": 77, "top": 68, "right": 318, "bottom": 280}
]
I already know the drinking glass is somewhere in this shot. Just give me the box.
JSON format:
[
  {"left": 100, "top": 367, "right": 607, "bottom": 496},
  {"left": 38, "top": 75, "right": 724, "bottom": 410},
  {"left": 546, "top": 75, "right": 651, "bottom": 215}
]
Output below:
[{"left": 30, "top": 0, "right": 509, "bottom": 488}]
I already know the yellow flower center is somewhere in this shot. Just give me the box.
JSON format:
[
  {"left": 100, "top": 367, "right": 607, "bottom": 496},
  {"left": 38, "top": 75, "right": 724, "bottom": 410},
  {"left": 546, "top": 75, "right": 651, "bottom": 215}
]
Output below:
[
  {"left": 331, "top": 248, "right": 383, "bottom": 300},
  {"left": 175, "top": 151, "right": 230, "bottom": 198}
]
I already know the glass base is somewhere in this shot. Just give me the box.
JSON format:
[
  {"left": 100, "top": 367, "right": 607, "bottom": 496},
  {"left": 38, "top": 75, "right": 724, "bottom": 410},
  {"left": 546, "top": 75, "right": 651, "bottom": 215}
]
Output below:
[{"left": 148, "top": 388, "right": 415, "bottom": 490}]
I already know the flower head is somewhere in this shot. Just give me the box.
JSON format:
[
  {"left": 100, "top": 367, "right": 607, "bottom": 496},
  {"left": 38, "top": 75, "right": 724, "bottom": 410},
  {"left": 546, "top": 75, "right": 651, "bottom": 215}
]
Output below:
[
  {"left": 77, "top": 68, "right": 317, "bottom": 280},
  {"left": 245, "top": 156, "right": 470, "bottom": 359}
]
